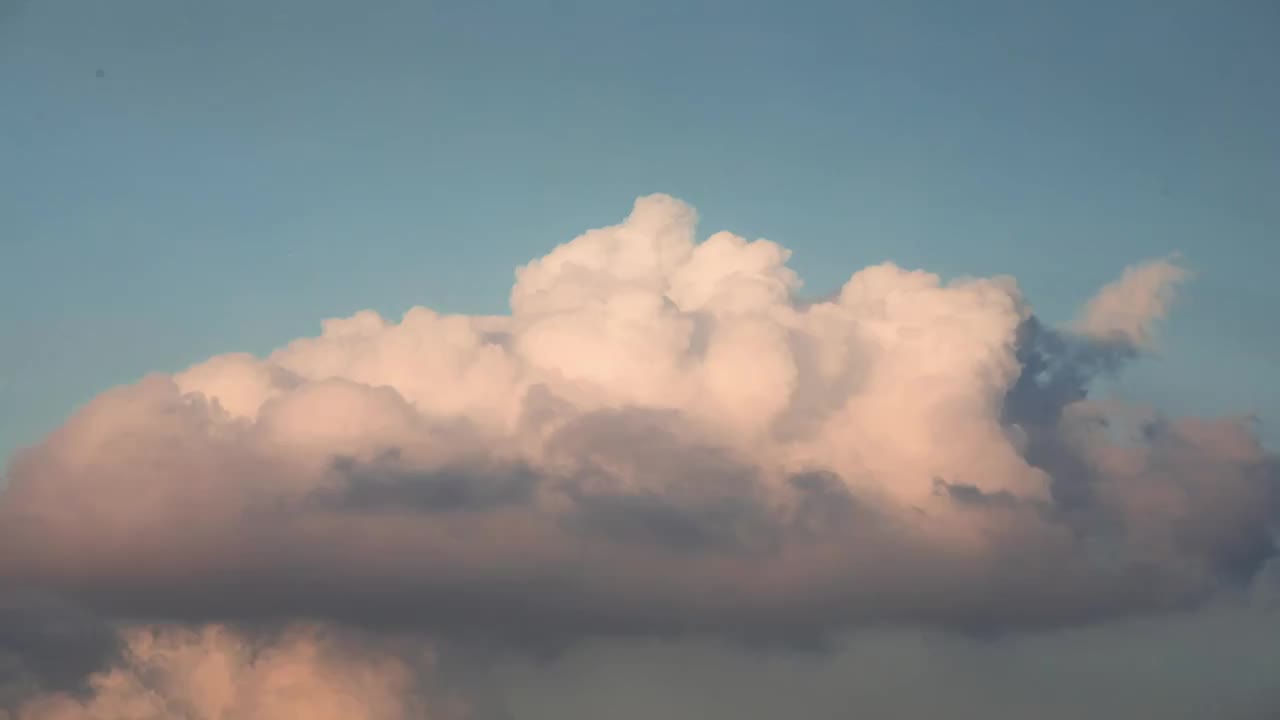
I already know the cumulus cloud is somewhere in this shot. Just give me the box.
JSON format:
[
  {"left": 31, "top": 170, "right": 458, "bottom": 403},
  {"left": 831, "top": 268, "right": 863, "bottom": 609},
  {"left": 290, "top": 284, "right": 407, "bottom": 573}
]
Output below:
[
  {"left": 1072, "top": 256, "right": 1188, "bottom": 349},
  {"left": 0, "top": 195, "right": 1275, "bottom": 697},
  {"left": 4, "top": 622, "right": 463, "bottom": 720}
]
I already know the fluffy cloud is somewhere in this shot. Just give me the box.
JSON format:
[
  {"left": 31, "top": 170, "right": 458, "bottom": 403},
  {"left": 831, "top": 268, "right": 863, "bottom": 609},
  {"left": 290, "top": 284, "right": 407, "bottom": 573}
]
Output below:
[
  {"left": 5, "top": 623, "right": 462, "bottom": 720},
  {"left": 1072, "top": 256, "right": 1188, "bottom": 349},
  {"left": 0, "top": 195, "right": 1275, "bottom": 711}
]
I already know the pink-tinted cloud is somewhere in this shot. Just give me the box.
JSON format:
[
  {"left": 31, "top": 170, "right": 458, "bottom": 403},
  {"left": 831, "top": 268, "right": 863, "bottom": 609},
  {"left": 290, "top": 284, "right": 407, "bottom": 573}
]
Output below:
[
  {"left": 1072, "top": 256, "right": 1188, "bottom": 349},
  {"left": 7, "top": 623, "right": 462, "bottom": 720},
  {"left": 0, "top": 197, "right": 1274, "bottom": 706}
]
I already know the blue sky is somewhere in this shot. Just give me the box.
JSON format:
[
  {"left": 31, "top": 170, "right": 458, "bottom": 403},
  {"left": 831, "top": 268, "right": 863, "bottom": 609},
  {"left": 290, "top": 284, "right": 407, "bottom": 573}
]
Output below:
[{"left": 2, "top": 0, "right": 1277, "bottom": 464}]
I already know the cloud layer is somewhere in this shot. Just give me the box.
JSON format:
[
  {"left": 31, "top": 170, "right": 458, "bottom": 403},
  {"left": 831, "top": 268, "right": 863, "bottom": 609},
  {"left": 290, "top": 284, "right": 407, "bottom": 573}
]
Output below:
[
  {"left": 0, "top": 195, "right": 1276, "bottom": 712},
  {"left": 487, "top": 597, "right": 1280, "bottom": 720}
]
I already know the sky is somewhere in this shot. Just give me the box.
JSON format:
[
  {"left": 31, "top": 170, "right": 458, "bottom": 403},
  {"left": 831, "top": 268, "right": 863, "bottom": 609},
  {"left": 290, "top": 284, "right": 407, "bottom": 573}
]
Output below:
[
  {"left": 1, "top": 1, "right": 1279, "bottom": 718},
  {"left": 3, "top": 0, "right": 1278, "bottom": 460}
]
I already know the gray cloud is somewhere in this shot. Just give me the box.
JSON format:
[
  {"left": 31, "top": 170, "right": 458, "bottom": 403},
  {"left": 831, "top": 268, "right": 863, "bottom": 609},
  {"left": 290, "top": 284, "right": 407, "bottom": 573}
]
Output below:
[
  {"left": 0, "top": 591, "right": 121, "bottom": 712},
  {"left": 317, "top": 451, "right": 540, "bottom": 514},
  {"left": 1003, "top": 315, "right": 1136, "bottom": 428},
  {"left": 482, "top": 601, "right": 1280, "bottom": 720}
]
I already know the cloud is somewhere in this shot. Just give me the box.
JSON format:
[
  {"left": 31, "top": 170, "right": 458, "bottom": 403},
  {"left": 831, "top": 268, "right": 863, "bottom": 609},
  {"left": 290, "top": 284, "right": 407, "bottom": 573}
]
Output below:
[
  {"left": 5, "top": 622, "right": 464, "bottom": 720},
  {"left": 486, "top": 600, "right": 1280, "bottom": 720},
  {"left": 0, "top": 591, "right": 121, "bottom": 709},
  {"left": 1072, "top": 256, "right": 1188, "bottom": 349},
  {"left": 0, "top": 195, "right": 1274, "bottom": 673}
]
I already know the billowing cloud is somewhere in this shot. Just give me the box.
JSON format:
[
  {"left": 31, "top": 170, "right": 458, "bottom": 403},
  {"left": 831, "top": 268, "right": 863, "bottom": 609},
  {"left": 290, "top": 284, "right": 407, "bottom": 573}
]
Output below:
[
  {"left": 0, "top": 196, "right": 1275, "bottom": 703},
  {"left": 4, "top": 622, "right": 463, "bottom": 720}
]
